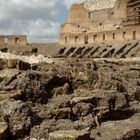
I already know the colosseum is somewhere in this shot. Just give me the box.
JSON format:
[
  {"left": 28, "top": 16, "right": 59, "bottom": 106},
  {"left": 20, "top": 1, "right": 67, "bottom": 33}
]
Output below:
[{"left": 59, "top": 0, "right": 140, "bottom": 45}]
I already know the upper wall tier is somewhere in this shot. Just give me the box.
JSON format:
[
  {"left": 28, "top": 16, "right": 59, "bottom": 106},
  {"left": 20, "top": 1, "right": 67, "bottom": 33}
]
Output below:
[
  {"left": 84, "top": 0, "right": 117, "bottom": 11},
  {"left": 0, "top": 35, "right": 27, "bottom": 46},
  {"left": 59, "top": 0, "right": 140, "bottom": 44}
]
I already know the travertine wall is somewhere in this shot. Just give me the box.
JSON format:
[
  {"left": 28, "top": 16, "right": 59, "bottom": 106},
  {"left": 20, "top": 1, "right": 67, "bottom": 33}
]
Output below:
[
  {"left": 125, "top": 0, "right": 140, "bottom": 26},
  {"left": 59, "top": 25, "right": 140, "bottom": 45},
  {"left": 0, "top": 35, "right": 27, "bottom": 45},
  {"left": 59, "top": 0, "right": 140, "bottom": 45},
  {"left": 84, "top": 0, "right": 117, "bottom": 11},
  {"left": 0, "top": 43, "right": 60, "bottom": 56},
  {"left": 60, "top": 4, "right": 90, "bottom": 34}
]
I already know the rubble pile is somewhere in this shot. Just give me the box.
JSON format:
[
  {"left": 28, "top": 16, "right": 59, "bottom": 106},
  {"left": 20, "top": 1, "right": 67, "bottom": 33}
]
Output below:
[
  {"left": 0, "top": 58, "right": 140, "bottom": 140},
  {"left": 0, "top": 51, "right": 53, "bottom": 64}
]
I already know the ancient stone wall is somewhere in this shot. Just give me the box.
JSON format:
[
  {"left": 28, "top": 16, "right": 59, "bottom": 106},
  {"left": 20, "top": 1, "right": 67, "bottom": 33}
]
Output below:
[
  {"left": 59, "top": 26, "right": 140, "bottom": 45},
  {"left": 125, "top": 0, "right": 140, "bottom": 26},
  {"left": 0, "top": 35, "right": 27, "bottom": 46},
  {"left": 84, "top": 0, "right": 117, "bottom": 11},
  {"left": 60, "top": 4, "right": 90, "bottom": 34},
  {"left": 0, "top": 43, "right": 60, "bottom": 56},
  {"left": 59, "top": 0, "right": 140, "bottom": 45}
]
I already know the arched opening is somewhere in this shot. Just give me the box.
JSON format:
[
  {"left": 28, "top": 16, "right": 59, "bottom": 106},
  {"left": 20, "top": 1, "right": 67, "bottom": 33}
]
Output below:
[
  {"left": 15, "top": 37, "right": 20, "bottom": 44},
  {"left": 75, "top": 36, "right": 79, "bottom": 43},
  {"left": 88, "top": 12, "right": 91, "bottom": 19},
  {"left": 133, "top": 31, "right": 136, "bottom": 40},
  {"left": 31, "top": 48, "right": 38, "bottom": 53},
  {"left": 4, "top": 37, "right": 8, "bottom": 44},
  {"left": 113, "top": 33, "right": 115, "bottom": 39},
  {"left": 93, "top": 35, "right": 97, "bottom": 42},
  {"left": 1, "top": 48, "right": 8, "bottom": 52},
  {"left": 84, "top": 36, "right": 88, "bottom": 44},
  {"left": 103, "top": 34, "right": 106, "bottom": 41},
  {"left": 123, "top": 32, "right": 126, "bottom": 39},
  {"left": 65, "top": 36, "right": 69, "bottom": 43}
]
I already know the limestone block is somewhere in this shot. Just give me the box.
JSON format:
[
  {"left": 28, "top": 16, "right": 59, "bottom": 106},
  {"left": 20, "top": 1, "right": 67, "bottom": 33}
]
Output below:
[{"left": 48, "top": 130, "right": 90, "bottom": 140}]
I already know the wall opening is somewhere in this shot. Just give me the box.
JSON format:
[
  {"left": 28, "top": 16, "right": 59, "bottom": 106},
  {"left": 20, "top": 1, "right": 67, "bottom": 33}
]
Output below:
[
  {"left": 103, "top": 34, "right": 105, "bottom": 41},
  {"left": 65, "top": 36, "right": 69, "bottom": 43},
  {"left": 123, "top": 32, "right": 126, "bottom": 39},
  {"left": 133, "top": 31, "right": 136, "bottom": 40},
  {"left": 77, "top": 25, "right": 80, "bottom": 28},
  {"left": 58, "top": 47, "right": 66, "bottom": 55},
  {"left": 111, "top": 12, "right": 114, "bottom": 15},
  {"left": 99, "top": 23, "right": 102, "bottom": 26},
  {"left": 15, "top": 38, "right": 20, "bottom": 44},
  {"left": 84, "top": 36, "right": 88, "bottom": 44},
  {"left": 4, "top": 37, "right": 8, "bottom": 44},
  {"left": 93, "top": 35, "right": 97, "bottom": 42},
  {"left": 75, "top": 36, "right": 79, "bottom": 43},
  {"left": 113, "top": 33, "right": 115, "bottom": 39},
  {"left": 88, "top": 12, "right": 91, "bottom": 19},
  {"left": 1, "top": 48, "right": 8, "bottom": 52},
  {"left": 31, "top": 48, "right": 38, "bottom": 53}
]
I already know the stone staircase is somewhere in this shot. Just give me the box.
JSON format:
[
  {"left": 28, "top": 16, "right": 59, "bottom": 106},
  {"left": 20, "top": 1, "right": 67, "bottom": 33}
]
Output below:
[{"left": 57, "top": 40, "right": 140, "bottom": 58}]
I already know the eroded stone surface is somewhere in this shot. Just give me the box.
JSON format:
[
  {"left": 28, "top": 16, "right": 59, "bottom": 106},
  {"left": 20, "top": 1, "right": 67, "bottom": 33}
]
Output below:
[
  {"left": 0, "top": 122, "right": 8, "bottom": 139},
  {"left": 48, "top": 129, "right": 90, "bottom": 140},
  {"left": 0, "top": 59, "right": 140, "bottom": 139},
  {"left": 84, "top": 0, "right": 117, "bottom": 11}
]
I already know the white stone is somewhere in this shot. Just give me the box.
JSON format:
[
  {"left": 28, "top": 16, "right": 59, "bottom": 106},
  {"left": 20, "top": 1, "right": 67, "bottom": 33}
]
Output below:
[
  {"left": 0, "top": 122, "right": 8, "bottom": 136},
  {"left": 84, "top": 0, "right": 117, "bottom": 11},
  {"left": 48, "top": 130, "right": 90, "bottom": 140},
  {"left": 0, "top": 51, "right": 53, "bottom": 64}
]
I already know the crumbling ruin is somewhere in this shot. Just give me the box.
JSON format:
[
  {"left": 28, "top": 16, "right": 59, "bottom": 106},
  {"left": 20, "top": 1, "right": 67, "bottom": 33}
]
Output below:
[
  {"left": 0, "top": 1, "right": 140, "bottom": 140},
  {"left": 0, "top": 57, "right": 140, "bottom": 140},
  {"left": 59, "top": 0, "right": 140, "bottom": 45},
  {"left": 0, "top": 35, "right": 27, "bottom": 46}
]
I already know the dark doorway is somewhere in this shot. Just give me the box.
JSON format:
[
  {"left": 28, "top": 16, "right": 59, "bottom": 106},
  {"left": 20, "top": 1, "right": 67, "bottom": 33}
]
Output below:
[
  {"left": 1, "top": 48, "right": 8, "bottom": 52},
  {"left": 133, "top": 31, "right": 136, "bottom": 40},
  {"left": 123, "top": 32, "right": 126, "bottom": 39},
  {"left": 75, "top": 36, "right": 78, "bottom": 43},
  {"left": 103, "top": 34, "right": 105, "bottom": 41},
  {"left": 4, "top": 37, "right": 8, "bottom": 44},
  {"left": 65, "top": 36, "right": 69, "bottom": 43},
  {"left": 32, "top": 48, "right": 38, "bottom": 53},
  {"left": 15, "top": 38, "right": 20, "bottom": 44},
  {"left": 113, "top": 33, "right": 115, "bottom": 39},
  {"left": 84, "top": 36, "right": 88, "bottom": 44},
  {"left": 94, "top": 35, "right": 97, "bottom": 42}
]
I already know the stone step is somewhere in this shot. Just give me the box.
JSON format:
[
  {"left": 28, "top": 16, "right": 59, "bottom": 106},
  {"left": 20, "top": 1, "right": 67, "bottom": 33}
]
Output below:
[
  {"left": 126, "top": 43, "right": 140, "bottom": 57},
  {"left": 82, "top": 47, "right": 94, "bottom": 57},
  {"left": 113, "top": 44, "right": 127, "bottom": 57},
  {"left": 64, "top": 47, "right": 76, "bottom": 56},
  {"left": 119, "top": 41, "right": 139, "bottom": 58},
  {"left": 90, "top": 46, "right": 100, "bottom": 57},
  {"left": 70, "top": 47, "right": 85, "bottom": 57},
  {"left": 101, "top": 48, "right": 115, "bottom": 58}
]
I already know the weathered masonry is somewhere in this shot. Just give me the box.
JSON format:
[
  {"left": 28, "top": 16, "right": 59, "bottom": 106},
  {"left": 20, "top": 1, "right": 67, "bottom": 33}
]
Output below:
[
  {"left": 126, "top": 0, "right": 140, "bottom": 26},
  {"left": 59, "top": 0, "right": 140, "bottom": 45},
  {"left": 0, "top": 35, "right": 27, "bottom": 46}
]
